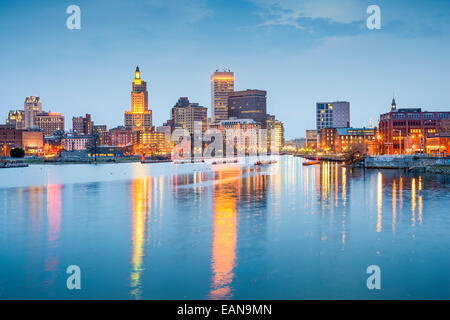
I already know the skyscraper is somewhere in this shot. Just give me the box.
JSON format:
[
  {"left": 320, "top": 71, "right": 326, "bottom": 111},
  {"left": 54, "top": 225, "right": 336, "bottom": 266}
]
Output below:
[
  {"left": 24, "top": 96, "right": 42, "bottom": 129},
  {"left": 125, "top": 67, "right": 152, "bottom": 131},
  {"left": 171, "top": 97, "right": 208, "bottom": 134},
  {"left": 316, "top": 101, "right": 350, "bottom": 131},
  {"left": 228, "top": 89, "right": 267, "bottom": 128},
  {"left": 211, "top": 69, "right": 234, "bottom": 123}
]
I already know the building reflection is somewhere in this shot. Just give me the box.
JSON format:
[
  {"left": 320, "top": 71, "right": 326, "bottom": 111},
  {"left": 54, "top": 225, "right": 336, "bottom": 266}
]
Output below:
[
  {"left": 43, "top": 184, "right": 62, "bottom": 289},
  {"left": 130, "top": 176, "right": 151, "bottom": 300},
  {"left": 209, "top": 167, "right": 240, "bottom": 300},
  {"left": 300, "top": 158, "right": 437, "bottom": 238}
]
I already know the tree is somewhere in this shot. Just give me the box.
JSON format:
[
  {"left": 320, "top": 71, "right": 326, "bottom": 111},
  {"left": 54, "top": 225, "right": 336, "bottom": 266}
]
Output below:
[{"left": 10, "top": 147, "right": 25, "bottom": 158}]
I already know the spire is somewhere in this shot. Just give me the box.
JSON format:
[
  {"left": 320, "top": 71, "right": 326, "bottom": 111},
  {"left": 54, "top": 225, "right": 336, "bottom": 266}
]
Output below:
[
  {"left": 391, "top": 95, "right": 397, "bottom": 111},
  {"left": 134, "top": 66, "right": 141, "bottom": 83}
]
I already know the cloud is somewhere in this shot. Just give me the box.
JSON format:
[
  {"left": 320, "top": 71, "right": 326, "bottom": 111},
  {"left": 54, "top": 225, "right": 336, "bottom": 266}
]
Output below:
[
  {"left": 251, "top": 0, "right": 366, "bottom": 28},
  {"left": 145, "top": 0, "right": 213, "bottom": 23}
]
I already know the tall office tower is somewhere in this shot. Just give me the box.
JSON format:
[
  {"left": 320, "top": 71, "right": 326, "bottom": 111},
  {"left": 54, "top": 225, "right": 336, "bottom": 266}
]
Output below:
[
  {"left": 211, "top": 69, "right": 234, "bottom": 123},
  {"left": 316, "top": 101, "right": 350, "bottom": 131},
  {"left": 228, "top": 89, "right": 267, "bottom": 128},
  {"left": 266, "top": 114, "right": 284, "bottom": 152},
  {"left": 125, "top": 67, "right": 152, "bottom": 131},
  {"left": 35, "top": 112, "right": 65, "bottom": 136},
  {"left": 24, "top": 96, "right": 42, "bottom": 129},
  {"left": 6, "top": 110, "right": 24, "bottom": 129},
  {"left": 72, "top": 113, "right": 93, "bottom": 135},
  {"left": 171, "top": 97, "right": 208, "bottom": 134}
]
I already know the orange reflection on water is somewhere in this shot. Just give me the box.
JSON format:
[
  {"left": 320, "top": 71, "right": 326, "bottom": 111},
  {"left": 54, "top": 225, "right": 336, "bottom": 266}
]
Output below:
[
  {"left": 376, "top": 172, "right": 383, "bottom": 233},
  {"left": 130, "top": 177, "right": 151, "bottom": 299},
  {"left": 47, "top": 184, "right": 62, "bottom": 243},
  {"left": 411, "top": 178, "right": 416, "bottom": 227},
  {"left": 45, "top": 184, "right": 62, "bottom": 274},
  {"left": 209, "top": 167, "right": 240, "bottom": 300},
  {"left": 392, "top": 180, "right": 397, "bottom": 233}
]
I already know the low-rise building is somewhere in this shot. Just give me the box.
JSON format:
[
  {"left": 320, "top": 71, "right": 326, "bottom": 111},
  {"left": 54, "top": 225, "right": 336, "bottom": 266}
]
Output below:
[{"left": 62, "top": 135, "right": 93, "bottom": 151}]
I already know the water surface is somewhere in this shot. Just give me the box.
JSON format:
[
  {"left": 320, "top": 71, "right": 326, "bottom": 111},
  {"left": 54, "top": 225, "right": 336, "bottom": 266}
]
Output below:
[{"left": 0, "top": 156, "right": 449, "bottom": 299}]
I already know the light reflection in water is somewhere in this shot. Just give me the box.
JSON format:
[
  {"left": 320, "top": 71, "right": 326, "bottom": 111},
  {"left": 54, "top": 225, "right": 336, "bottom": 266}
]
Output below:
[
  {"left": 412, "top": 178, "right": 416, "bottom": 227},
  {"left": 44, "top": 184, "right": 62, "bottom": 288},
  {"left": 392, "top": 180, "right": 397, "bottom": 233},
  {"left": 130, "top": 177, "right": 150, "bottom": 299},
  {"left": 377, "top": 172, "right": 383, "bottom": 233},
  {"left": 209, "top": 167, "right": 240, "bottom": 300}
]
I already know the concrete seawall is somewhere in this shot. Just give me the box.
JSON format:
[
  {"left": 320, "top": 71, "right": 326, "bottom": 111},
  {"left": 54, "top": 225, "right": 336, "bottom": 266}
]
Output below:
[{"left": 365, "top": 155, "right": 450, "bottom": 169}]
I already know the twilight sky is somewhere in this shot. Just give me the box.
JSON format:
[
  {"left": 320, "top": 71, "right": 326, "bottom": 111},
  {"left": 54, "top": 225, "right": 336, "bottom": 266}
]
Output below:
[{"left": 1, "top": 0, "right": 449, "bottom": 139}]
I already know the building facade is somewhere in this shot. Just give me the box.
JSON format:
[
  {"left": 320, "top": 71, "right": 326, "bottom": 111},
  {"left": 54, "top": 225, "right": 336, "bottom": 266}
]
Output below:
[
  {"left": 35, "top": 112, "right": 65, "bottom": 136},
  {"left": 62, "top": 135, "right": 93, "bottom": 151},
  {"left": 378, "top": 98, "right": 450, "bottom": 154},
  {"left": 171, "top": 97, "right": 208, "bottom": 134},
  {"left": 124, "top": 67, "right": 152, "bottom": 131},
  {"left": 0, "top": 125, "right": 23, "bottom": 155},
  {"left": 24, "top": 96, "right": 42, "bottom": 129},
  {"left": 6, "top": 110, "right": 24, "bottom": 129},
  {"left": 228, "top": 89, "right": 267, "bottom": 128},
  {"left": 133, "top": 129, "right": 168, "bottom": 155},
  {"left": 319, "top": 127, "right": 376, "bottom": 154},
  {"left": 316, "top": 101, "right": 350, "bottom": 131},
  {"left": 22, "top": 130, "right": 44, "bottom": 154},
  {"left": 110, "top": 126, "right": 133, "bottom": 147},
  {"left": 93, "top": 125, "right": 109, "bottom": 146},
  {"left": 211, "top": 70, "right": 234, "bottom": 123},
  {"left": 73, "top": 113, "right": 93, "bottom": 135}
]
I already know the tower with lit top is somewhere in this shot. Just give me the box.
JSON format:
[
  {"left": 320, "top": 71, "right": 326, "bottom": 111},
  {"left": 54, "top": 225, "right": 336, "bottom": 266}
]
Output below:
[
  {"left": 125, "top": 66, "right": 152, "bottom": 131},
  {"left": 211, "top": 69, "right": 234, "bottom": 123}
]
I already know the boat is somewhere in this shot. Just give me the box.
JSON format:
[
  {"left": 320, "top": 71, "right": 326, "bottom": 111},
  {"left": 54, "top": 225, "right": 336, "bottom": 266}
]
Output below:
[
  {"left": 0, "top": 160, "right": 29, "bottom": 168},
  {"left": 303, "top": 160, "right": 320, "bottom": 166},
  {"left": 254, "top": 160, "right": 277, "bottom": 166}
]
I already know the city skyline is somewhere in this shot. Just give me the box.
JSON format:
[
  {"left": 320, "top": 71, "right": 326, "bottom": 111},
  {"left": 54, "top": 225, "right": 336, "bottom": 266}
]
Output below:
[{"left": 1, "top": 0, "right": 450, "bottom": 139}]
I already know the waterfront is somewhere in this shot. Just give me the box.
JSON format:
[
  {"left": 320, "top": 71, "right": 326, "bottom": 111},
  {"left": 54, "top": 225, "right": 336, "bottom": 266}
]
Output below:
[{"left": 0, "top": 155, "right": 449, "bottom": 299}]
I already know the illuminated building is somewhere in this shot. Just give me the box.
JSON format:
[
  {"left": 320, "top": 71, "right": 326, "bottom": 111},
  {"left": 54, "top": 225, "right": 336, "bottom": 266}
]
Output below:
[
  {"left": 425, "top": 134, "right": 450, "bottom": 155},
  {"left": 133, "top": 129, "right": 168, "bottom": 155},
  {"left": 305, "top": 129, "right": 318, "bottom": 150},
  {"left": 93, "top": 125, "right": 109, "bottom": 145},
  {"left": 35, "top": 112, "right": 65, "bottom": 136},
  {"left": 171, "top": 97, "right": 208, "bottom": 134},
  {"left": 22, "top": 130, "right": 44, "bottom": 154},
  {"left": 228, "top": 89, "right": 267, "bottom": 128},
  {"left": 266, "top": 114, "right": 284, "bottom": 153},
  {"left": 6, "top": 110, "right": 24, "bottom": 129},
  {"left": 0, "top": 124, "right": 23, "bottom": 154},
  {"left": 72, "top": 113, "right": 93, "bottom": 135},
  {"left": 378, "top": 98, "right": 450, "bottom": 154},
  {"left": 211, "top": 69, "right": 234, "bottom": 123},
  {"left": 110, "top": 126, "right": 133, "bottom": 147},
  {"left": 319, "top": 127, "right": 376, "bottom": 154},
  {"left": 62, "top": 134, "right": 93, "bottom": 151},
  {"left": 210, "top": 119, "right": 261, "bottom": 156},
  {"left": 125, "top": 66, "right": 152, "bottom": 131},
  {"left": 316, "top": 101, "right": 350, "bottom": 131},
  {"left": 24, "top": 96, "right": 42, "bottom": 129}
]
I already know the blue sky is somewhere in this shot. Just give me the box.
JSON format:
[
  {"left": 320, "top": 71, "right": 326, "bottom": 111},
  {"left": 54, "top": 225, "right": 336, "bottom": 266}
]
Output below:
[{"left": 1, "top": 0, "right": 449, "bottom": 139}]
